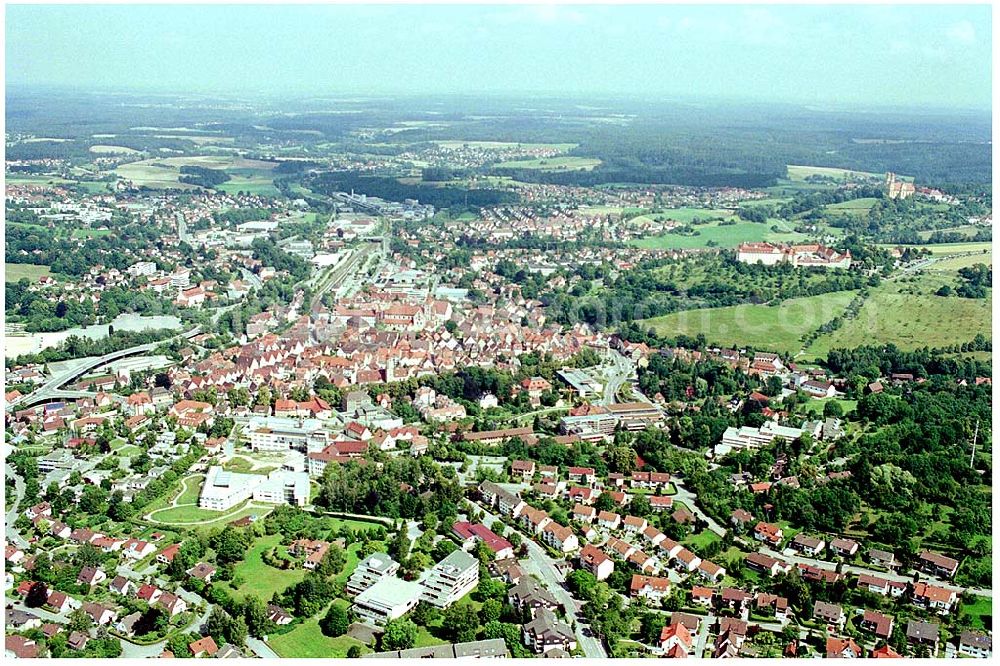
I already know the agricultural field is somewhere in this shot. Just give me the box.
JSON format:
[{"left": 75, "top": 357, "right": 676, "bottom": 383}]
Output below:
[
  {"left": 6, "top": 263, "right": 52, "bottom": 282},
  {"left": 785, "top": 164, "right": 890, "bottom": 182},
  {"left": 630, "top": 219, "right": 805, "bottom": 250},
  {"left": 927, "top": 250, "right": 992, "bottom": 272},
  {"left": 494, "top": 155, "right": 601, "bottom": 171},
  {"left": 917, "top": 224, "right": 984, "bottom": 240},
  {"left": 436, "top": 140, "right": 577, "bottom": 151},
  {"left": 880, "top": 241, "right": 992, "bottom": 255},
  {"left": 5, "top": 174, "right": 78, "bottom": 187},
  {"left": 638, "top": 290, "right": 858, "bottom": 355},
  {"left": 822, "top": 197, "right": 880, "bottom": 216},
  {"left": 115, "top": 155, "right": 277, "bottom": 190},
  {"left": 802, "top": 277, "right": 991, "bottom": 360},
  {"left": 89, "top": 144, "right": 141, "bottom": 154}
]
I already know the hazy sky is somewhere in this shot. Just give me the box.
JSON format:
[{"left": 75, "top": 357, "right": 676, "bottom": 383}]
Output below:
[{"left": 6, "top": 4, "right": 992, "bottom": 109}]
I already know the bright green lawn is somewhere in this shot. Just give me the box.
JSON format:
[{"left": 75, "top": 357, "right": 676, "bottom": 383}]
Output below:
[
  {"left": 685, "top": 530, "right": 722, "bottom": 553},
  {"left": 268, "top": 602, "right": 370, "bottom": 658},
  {"left": 230, "top": 534, "right": 306, "bottom": 602},
  {"left": 639, "top": 291, "right": 858, "bottom": 355},
  {"left": 961, "top": 596, "right": 992, "bottom": 631},
  {"left": 6, "top": 263, "right": 52, "bottom": 282},
  {"left": 630, "top": 220, "right": 805, "bottom": 250}
]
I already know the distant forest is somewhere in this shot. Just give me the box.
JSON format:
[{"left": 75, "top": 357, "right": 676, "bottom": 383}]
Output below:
[
  {"left": 306, "top": 172, "right": 518, "bottom": 209},
  {"left": 5, "top": 89, "right": 992, "bottom": 186}
]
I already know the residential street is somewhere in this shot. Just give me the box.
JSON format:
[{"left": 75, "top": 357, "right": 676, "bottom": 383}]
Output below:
[
  {"left": 476, "top": 501, "right": 608, "bottom": 659},
  {"left": 5, "top": 463, "right": 29, "bottom": 548},
  {"left": 751, "top": 543, "right": 992, "bottom": 598},
  {"left": 671, "top": 477, "right": 727, "bottom": 537}
]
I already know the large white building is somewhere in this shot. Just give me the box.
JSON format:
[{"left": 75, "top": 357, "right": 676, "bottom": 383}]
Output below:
[
  {"left": 199, "top": 466, "right": 309, "bottom": 511},
  {"left": 736, "top": 242, "right": 851, "bottom": 269},
  {"left": 346, "top": 553, "right": 400, "bottom": 596},
  {"left": 420, "top": 549, "right": 479, "bottom": 608},
  {"left": 247, "top": 416, "right": 329, "bottom": 453},
  {"left": 715, "top": 421, "right": 804, "bottom": 456},
  {"left": 253, "top": 470, "right": 310, "bottom": 507}
]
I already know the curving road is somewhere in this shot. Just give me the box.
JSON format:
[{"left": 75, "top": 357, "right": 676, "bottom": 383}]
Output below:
[
  {"left": 671, "top": 477, "right": 727, "bottom": 537},
  {"left": 15, "top": 326, "right": 201, "bottom": 410},
  {"left": 5, "top": 463, "right": 28, "bottom": 548}
]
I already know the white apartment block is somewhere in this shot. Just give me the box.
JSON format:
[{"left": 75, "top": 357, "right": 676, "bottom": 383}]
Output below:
[{"left": 420, "top": 549, "right": 479, "bottom": 608}]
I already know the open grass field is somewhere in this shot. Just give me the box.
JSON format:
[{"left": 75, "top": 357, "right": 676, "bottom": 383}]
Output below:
[
  {"left": 437, "top": 140, "right": 577, "bottom": 151},
  {"left": 638, "top": 291, "right": 858, "bottom": 355},
  {"left": 176, "top": 474, "right": 206, "bottom": 505},
  {"left": 230, "top": 534, "right": 307, "bottom": 602},
  {"left": 630, "top": 219, "right": 806, "bottom": 250},
  {"left": 916, "top": 225, "right": 983, "bottom": 240},
  {"left": 495, "top": 155, "right": 601, "bottom": 171},
  {"left": 880, "top": 241, "right": 992, "bottom": 255},
  {"left": 822, "top": 197, "right": 880, "bottom": 216},
  {"left": 654, "top": 207, "right": 735, "bottom": 223},
  {"left": 802, "top": 279, "right": 991, "bottom": 360},
  {"left": 786, "top": 164, "right": 890, "bottom": 182},
  {"left": 927, "top": 250, "right": 992, "bottom": 272},
  {"left": 685, "top": 530, "right": 722, "bottom": 553},
  {"left": 89, "top": 145, "right": 141, "bottom": 155},
  {"left": 5, "top": 174, "right": 78, "bottom": 186},
  {"left": 115, "top": 155, "right": 277, "bottom": 189},
  {"left": 6, "top": 263, "right": 52, "bottom": 283},
  {"left": 268, "top": 600, "right": 371, "bottom": 658}
]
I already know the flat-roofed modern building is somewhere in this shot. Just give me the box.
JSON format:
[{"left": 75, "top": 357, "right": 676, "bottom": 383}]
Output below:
[
  {"left": 200, "top": 466, "right": 309, "bottom": 511},
  {"left": 420, "top": 549, "right": 479, "bottom": 608},
  {"left": 352, "top": 576, "right": 423, "bottom": 625},
  {"left": 199, "top": 467, "right": 264, "bottom": 511},
  {"left": 557, "top": 368, "right": 603, "bottom": 398},
  {"left": 346, "top": 553, "right": 400, "bottom": 596},
  {"left": 362, "top": 638, "right": 509, "bottom": 659},
  {"left": 252, "top": 470, "right": 309, "bottom": 507},
  {"left": 247, "top": 416, "right": 329, "bottom": 452}
]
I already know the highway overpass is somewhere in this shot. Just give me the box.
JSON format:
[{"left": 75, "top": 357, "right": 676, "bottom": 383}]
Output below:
[{"left": 12, "top": 326, "right": 201, "bottom": 410}]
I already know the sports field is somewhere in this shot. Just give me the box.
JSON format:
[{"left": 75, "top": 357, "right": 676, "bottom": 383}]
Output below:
[{"left": 638, "top": 291, "right": 858, "bottom": 355}]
